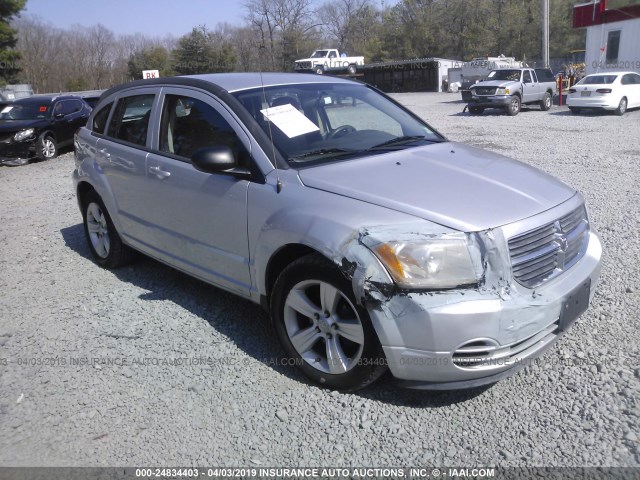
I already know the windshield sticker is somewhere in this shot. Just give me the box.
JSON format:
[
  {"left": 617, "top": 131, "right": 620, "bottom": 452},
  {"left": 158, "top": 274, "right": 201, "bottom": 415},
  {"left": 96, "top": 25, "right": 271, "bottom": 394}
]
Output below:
[
  {"left": 260, "top": 104, "right": 320, "bottom": 138},
  {"left": 1, "top": 106, "right": 12, "bottom": 113}
]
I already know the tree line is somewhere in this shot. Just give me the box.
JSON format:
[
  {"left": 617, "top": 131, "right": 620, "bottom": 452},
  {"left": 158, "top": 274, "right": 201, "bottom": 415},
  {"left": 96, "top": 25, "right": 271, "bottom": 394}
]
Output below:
[{"left": 6, "top": 0, "right": 587, "bottom": 93}]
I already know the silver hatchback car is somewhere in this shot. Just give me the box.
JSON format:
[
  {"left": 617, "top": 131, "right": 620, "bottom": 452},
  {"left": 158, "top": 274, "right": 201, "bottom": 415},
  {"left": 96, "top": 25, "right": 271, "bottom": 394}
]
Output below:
[{"left": 73, "top": 73, "right": 602, "bottom": 391}]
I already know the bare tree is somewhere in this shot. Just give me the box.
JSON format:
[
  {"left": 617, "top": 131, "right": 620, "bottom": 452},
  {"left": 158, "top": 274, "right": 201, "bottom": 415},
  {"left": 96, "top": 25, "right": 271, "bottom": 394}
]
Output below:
[
  {"left": 244, "top": 0, "right": 319, "bottom": 71},
  {"left": 319, "top": 0, "right": 371, "bottom": 51}
]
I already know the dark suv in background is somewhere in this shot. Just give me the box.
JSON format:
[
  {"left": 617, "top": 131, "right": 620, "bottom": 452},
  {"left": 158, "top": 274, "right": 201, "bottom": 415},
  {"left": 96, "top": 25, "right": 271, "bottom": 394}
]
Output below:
[{"left": 0, "top": 94, "right": 91, "bottom": 166}]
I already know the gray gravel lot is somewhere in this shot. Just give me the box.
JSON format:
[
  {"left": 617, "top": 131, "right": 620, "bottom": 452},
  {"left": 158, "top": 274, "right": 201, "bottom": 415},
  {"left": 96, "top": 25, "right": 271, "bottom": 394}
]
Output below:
[{"left": 0, "top": 94, "right": 638, "bottom": 467}]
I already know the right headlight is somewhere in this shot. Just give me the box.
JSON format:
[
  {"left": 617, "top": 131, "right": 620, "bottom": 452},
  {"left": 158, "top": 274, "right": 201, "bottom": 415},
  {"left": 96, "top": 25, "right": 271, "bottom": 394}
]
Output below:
[{"left": 372, "top": 234, "right": 479, "bottom": 289}]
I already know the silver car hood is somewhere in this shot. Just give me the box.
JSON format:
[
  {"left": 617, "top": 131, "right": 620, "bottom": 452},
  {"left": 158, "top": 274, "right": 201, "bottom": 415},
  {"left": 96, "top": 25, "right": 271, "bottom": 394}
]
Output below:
[{"left": 297, "top": 142, "right": 576, "bottom": 232}]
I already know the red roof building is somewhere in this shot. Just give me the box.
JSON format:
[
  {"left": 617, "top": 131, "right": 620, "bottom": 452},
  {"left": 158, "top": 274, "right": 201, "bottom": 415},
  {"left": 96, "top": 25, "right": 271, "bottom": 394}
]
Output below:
[{"left": 573, "top": 0, "right": 640, "bottom": 74}]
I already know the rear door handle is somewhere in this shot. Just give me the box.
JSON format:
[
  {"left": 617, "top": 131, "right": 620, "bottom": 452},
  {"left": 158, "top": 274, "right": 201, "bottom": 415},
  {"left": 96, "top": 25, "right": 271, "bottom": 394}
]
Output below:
[{"left": 149, "top": 165, "right": 171, "bottom": 179}]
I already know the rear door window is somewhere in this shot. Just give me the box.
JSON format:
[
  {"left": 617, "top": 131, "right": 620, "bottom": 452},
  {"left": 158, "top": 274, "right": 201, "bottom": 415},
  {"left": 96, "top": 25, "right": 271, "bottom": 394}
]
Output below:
[{"left": 107, "top": 94, "right": 155, "bottom": 147}]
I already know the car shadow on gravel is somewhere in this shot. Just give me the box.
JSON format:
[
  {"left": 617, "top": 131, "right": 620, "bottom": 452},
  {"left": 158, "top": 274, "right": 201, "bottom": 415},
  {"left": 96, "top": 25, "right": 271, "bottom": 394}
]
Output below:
[
  {"left": 449, "top": 107, "right": 543, "bottom": 117},
  {"left": 359, "top": 374, "right": 492, "bottom": 408},
  {"left": 61, "top": 222, "right": 492, "bottom": 407}
]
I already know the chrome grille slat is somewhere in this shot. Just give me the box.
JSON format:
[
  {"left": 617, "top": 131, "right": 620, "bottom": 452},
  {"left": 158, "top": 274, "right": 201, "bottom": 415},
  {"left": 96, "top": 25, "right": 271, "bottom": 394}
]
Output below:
[
  {"left": 509, "top": 225, "right": 557, "bottom": 256},
  {"left": 517, "top": 259, "right": 558, "bottom": 282},
  {"left": 508, "top": 206, "right": 589, "bottom": 288},
  {"left": 512, "top": 242, "right": 559, "bottom": 267},
  {"left": 473, "top": 87, "right": 497, "bottom": 96}
]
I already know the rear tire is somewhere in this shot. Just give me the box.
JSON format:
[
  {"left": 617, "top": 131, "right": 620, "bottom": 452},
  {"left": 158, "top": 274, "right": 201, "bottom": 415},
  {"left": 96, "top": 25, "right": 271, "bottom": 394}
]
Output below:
[
  {"left": 540, "top": 92, "right": 552, "bottom": 111},
  {"left": 82, "top": 190, "right": 136, "bottom": 268},
  {"left": 270, "top": 253, "right": 387, "bottom": 391},
  {"left": 614, "top": 97, "right": 627, "bottom": 116},
  {"left": 506, "top": 95, "right": 521, "bottom": 116},
  {"left": 569, "top": 107, "right": 581, "bottom": 115}
]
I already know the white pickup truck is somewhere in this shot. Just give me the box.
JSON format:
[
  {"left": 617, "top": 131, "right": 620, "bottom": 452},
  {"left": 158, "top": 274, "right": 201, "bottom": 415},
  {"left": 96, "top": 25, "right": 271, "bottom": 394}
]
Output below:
[{"left": 294, "top": 49, "right": 365, "bottom": 75}]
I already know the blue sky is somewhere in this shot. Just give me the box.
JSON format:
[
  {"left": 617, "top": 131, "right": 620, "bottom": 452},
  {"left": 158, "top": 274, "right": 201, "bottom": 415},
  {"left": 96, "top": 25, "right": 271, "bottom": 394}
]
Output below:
[{"left": 23, "top": 0, "right": 247, "bottom": 37}]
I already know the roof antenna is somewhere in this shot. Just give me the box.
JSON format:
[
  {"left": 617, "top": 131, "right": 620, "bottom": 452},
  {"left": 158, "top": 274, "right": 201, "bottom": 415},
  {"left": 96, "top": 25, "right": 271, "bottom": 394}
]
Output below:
[{"left": 258, "top": 44, "right": 282, "bottom": 194}]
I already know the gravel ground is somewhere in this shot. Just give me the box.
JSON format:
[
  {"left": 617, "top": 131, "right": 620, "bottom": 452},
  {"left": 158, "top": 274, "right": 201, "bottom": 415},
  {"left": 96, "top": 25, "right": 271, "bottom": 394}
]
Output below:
[{"left": 0, "top": 94, "right": 638, "bottom": 468}]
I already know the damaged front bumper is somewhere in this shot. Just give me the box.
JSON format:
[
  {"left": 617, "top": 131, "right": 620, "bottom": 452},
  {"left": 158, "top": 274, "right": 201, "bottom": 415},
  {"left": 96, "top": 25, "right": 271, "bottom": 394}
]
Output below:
[
  {"left": 340, "top": 197, "right": 603, "bottom": 390},
  {"left": 0, "top": 140, "right": 37, "bottom": 166}
]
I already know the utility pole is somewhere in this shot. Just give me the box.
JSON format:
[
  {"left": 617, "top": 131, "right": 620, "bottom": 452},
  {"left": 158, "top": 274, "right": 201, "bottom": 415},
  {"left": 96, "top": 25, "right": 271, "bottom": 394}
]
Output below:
[{"left": 542, "top": 0, "right": 550, "bottom": 67}]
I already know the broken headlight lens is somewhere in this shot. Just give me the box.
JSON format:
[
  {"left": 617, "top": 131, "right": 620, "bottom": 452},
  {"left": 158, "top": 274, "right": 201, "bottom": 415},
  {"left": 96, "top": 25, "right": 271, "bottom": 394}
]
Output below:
[
  {"left": 13, "top": 128, "right": 34, "bottom": 142},
  {"left": 373, "top": 235, "right": 478, "bottom": 289}
]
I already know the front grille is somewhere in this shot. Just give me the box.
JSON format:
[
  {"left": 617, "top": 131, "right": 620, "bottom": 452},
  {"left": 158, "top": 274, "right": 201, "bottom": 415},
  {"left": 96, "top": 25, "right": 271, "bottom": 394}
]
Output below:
[
  {"left": 508, "top": 206, "right": 589, "bottom": 288},
  {"left": 452, "top": 321, "right": 559, "bottom": 369},
  {"left": 473, "top": 87, "right": 497, "bottom": 96}
]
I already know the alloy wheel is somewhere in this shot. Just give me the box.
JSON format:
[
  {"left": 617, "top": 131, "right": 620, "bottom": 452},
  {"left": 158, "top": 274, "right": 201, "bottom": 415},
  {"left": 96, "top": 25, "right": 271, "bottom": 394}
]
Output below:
[
  {"left": 86, "top": 202, "right": 110, "bottom": 258},
  {"left": 283, "top": 279, "right": 365, "bottom": 375}
]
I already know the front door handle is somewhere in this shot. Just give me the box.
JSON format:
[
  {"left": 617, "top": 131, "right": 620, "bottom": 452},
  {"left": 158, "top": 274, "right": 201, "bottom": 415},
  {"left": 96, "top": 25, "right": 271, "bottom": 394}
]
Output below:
[
  {"left": 99, "top": 148, "right": 110, "bottom": 159},
  {"left": 149, "top": 165, "right": 171, "bottom": 179}
]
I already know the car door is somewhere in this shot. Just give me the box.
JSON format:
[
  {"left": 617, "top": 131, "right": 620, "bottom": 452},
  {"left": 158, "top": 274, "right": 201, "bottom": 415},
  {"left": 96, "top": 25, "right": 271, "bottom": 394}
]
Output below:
[
  {"left": 142, "top": 88, "right": 252, "bottom": 296},
  {"left": 97, "top": 88, "right": 159, "bottom": 245},
  {"left": 65, "top": 99, "right": 90, "bottom": 142},
  {"left": 622, "top": 73, "right": 640, "bottom": 107},
  {"left": 52, "top": 100, "right": 76, "bottom": 145},
  {"left": 522, "top": 70, "right": 539, "bottom": 103}
]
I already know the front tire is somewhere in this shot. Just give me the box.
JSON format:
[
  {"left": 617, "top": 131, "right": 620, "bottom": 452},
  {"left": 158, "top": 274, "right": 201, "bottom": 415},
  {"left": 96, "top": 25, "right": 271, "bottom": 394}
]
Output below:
[
  {"left": 614, "top": 97, "right": 627, "bottom": 116},
  {"left": 270, "top": 254, "right": 387, "bottom": 391},
  {"left": 469, "top": 106, "right": 484, "bottom": 115},
  {"left": 569, "top": 107, "right": 581, "bottom": 115},
  {"left": 82, "top": 190, "right": 136, "bottom": 268},
  {"left": 36, "top": 134, "right": 57, "bottom": 161},
  {"left": 314, "top": 66, "right": 324, "bottom": 75},
  {"left": 347, "top": 64, "right": 356, "bottom": 75},
  {"left": 506, "top": 95, "right": 521, "bottom": 116}
]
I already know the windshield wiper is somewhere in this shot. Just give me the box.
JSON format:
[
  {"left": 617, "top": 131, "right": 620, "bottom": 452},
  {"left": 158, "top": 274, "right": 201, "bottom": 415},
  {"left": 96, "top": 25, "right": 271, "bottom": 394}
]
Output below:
[
  {"left": 289, "top": 148, "right": 358, "bottom": 162},
  {"left": 367, "top": 135, "right": 430, "bottom": 150}
]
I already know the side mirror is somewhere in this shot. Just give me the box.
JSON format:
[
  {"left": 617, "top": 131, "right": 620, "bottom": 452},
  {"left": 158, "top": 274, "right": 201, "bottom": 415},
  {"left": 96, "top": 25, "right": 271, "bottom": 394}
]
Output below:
[{"left": 191, "top": 145, "right": 237, "bottom": 174}]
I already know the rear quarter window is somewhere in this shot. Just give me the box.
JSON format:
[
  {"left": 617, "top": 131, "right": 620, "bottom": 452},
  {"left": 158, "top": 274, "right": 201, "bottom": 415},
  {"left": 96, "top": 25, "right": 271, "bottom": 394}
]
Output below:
[
  {"left": 92, "top": 102, "right": 113, "bottom": 135},
  {"left": 535, "top": 69, "right": 555, "bottom": 82}
]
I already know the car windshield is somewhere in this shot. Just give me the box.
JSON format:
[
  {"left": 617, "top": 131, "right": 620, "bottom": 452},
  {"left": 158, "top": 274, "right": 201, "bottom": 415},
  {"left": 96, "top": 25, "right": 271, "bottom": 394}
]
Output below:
[
  {"left": 311, "top": 50, "right": 328, "bottom": 58},
  {"left": 487, "top": 69, "right": 522, "bottom": 81},
  {"left": 232, "top": 83, "right": 443, "bottom": 166},
  {"left": 579, "top": 75, "right": 618, "bottom": 85},
  {"left": 0, "top": 103, "right": 50, "bottom": 120}
]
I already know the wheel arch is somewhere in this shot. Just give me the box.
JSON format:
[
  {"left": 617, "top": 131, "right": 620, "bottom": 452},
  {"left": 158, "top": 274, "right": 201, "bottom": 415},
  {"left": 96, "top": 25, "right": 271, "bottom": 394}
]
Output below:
[
  {"left": 77, "top": 180, "right": 94, "bottom": 205},
  {"left": 262, "top": 243, "right": 324, "bottom": 311},
  {"left": 39, "top": 129, "right": 57, "bottom": 142}
]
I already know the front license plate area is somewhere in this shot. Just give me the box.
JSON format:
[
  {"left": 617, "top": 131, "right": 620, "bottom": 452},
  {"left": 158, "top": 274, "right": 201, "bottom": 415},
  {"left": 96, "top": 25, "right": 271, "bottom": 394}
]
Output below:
[{"left": 559, "top": 279, "right": 591, "bottom": 331}]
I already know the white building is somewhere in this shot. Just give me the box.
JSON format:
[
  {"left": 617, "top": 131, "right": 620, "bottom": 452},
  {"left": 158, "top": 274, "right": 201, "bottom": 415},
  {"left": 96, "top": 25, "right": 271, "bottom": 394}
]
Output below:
[{"left": 573, "top": 0, "right": 640, "bottom": 74}]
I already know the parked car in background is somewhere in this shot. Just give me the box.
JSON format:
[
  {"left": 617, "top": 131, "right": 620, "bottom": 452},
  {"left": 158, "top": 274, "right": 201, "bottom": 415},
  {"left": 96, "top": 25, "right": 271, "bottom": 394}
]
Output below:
[
  {"left": 468, "top": 68, "right": 557, "bottom": 116},
  {"left": 74, "top": 73, "right": 602, "bottom": 391},
  {"left": 71, "top": 90, "right": 106, "bottom": 109},
  {"left": 0, "top": 94, "right": 91, "bottom": 166},
  {"left": 294, "top": 49, "right": 365, "bottom": 75},
  {"left": 567, "top": 72, "right": 640, "bottom": 115}
]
